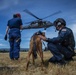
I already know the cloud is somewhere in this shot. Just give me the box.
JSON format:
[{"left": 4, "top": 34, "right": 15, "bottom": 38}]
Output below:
[
  {"left": 0, "top": 34, "right": 3, "bottom": 37},
  {"left": 0, "top": 39, "right": 3, "bottom": 41},
  {"left": 22, "top": 38, "right": 30, "bottom": 41},
  {"left": 68, "top": 23, "right": 76, "bottom": 41},
  {"left": 0, "top": 0, "right": 19, "bottom": 10},
  {"left": 21, "top": 41, "right": 29, "bottom": 48},
  {"left": 0, "top": 0, "right": 9, "bottom": 10},
  {"left": 0, "top": 0, "right": 76, "bottom": 48},
  {"left": 0, "top": 43, "right": 5, "bottom": 46},
  {"left": 0, "top": 42, "right": 9, "bottom": 48},
  {"left": 69, "top": 23, "right": 76, "bottom": 34}
]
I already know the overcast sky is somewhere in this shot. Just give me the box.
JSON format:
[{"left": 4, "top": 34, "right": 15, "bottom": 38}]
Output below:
[{"left": 0, "top": 0, "right": 76, "bottom": 48}]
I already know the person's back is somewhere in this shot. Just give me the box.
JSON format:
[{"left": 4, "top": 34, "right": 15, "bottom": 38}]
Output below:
[
  {"left": 4, "top": 13, "right": 23, "bottom": 60},
  {"left": 8, "top": 18, "right": 22, "bottom": 29},
  {"left": 59, "top": 27, "right": 75, "bottom": 49},
  {"left": 66, "top": 27, "right": 75, "bottom": 48},
  {"left": 8, "top": 17, "right": 22, "bottom": 37}
]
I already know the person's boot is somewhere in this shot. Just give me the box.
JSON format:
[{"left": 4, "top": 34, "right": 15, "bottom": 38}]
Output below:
[
  {"left": 57, "top": 59, "right": 66, "bottom": 65},
  {"left": 15, "top": 58, "right": 19, "bottom": 60},
  {"left": 10, "top": 57, "right": 14, "bottom": 60},
  {"left": 48, "top": 57, "right": 57, "bottom": 63},
  {"left": 65, "top": 57, "right": 73, "bottom": 61}
]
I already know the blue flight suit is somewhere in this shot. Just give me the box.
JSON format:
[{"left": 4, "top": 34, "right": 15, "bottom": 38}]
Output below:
[
  {"left": 7, "top": 18, "right": 22, "bottom": 59},
  {"left": 46, "top": 27, "right": 75, "bottom": 61}
]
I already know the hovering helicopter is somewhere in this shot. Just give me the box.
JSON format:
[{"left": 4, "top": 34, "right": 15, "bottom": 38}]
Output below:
[{"left": 22, "top": 9, "right": 62, "bottom": 30}]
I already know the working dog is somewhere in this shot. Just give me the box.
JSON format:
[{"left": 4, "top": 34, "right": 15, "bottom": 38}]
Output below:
[{"left": 26, "top": 31, "right": 45, "bottom": 70}]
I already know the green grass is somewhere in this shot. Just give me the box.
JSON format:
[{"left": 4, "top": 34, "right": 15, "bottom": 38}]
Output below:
[{"left": 0, "top": 51, "right": 76, "bottom": 75}]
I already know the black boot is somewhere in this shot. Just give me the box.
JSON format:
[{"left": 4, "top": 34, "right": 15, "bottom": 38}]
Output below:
[
  {"left": 48, "top": 57, "right": 57, "bottom": 63},
  {"left": 15, "top": 58, "right": 19, "bottom": 60},
  {"left": 57, "top": 59, "right": 66, "bottom": 65},
  {"left": 65, "top": 57, "right": 73, "bottom": 61}
]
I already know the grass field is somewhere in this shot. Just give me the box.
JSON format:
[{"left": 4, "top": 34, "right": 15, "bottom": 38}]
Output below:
[{"left": 0, "top": 51, "right": 76, "bottom": 75}]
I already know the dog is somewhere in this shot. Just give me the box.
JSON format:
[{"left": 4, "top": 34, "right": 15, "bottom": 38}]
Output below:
[{"left": 26, "top": 31, "right": 45, "bottom": 70}]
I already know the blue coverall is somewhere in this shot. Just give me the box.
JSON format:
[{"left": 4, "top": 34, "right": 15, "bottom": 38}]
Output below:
[
  {"left": 7, "top": 18, "right": 23, "bottom": 59},
  {"left": 46, "top": 27, "right": 75, "bottom": 61}
]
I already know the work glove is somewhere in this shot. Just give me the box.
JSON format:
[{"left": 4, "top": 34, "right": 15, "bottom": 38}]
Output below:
[{"left": 4, "top": 34, "right": 7, "bottom": 41}]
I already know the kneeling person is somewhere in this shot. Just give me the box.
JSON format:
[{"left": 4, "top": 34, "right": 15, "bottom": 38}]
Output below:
[{"left": 38, "top": 18, "right": 75, "bottom": 64}]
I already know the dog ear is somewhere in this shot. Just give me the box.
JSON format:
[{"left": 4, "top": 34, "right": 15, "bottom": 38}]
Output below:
[{"left": 42, "top": 32, "right": 45, "bottom": 36}]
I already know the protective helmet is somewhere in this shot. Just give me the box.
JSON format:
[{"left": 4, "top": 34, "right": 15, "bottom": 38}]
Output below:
[{"left": 54, "top": 18, "right": 66, "bottom": 27}]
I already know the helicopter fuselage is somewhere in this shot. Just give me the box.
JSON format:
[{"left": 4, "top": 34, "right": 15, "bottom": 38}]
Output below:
[
  {"left": 23, "top": 9, "right": 61, "bottom": 30},
  {"left": 23, "top": 21, "right": 53, "bottom": 29}
]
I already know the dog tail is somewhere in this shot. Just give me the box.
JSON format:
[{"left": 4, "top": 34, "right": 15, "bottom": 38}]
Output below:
[
  {"left": 33, "top": 36, "right": 37, "bottom": 59},
  {"left": 33, "top": 49, "right": 37, "bottom": 59}
]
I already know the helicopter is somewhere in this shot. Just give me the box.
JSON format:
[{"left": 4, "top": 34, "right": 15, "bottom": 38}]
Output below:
[{"left": 22, "top": 9, "right": 62, "bottom": 30}]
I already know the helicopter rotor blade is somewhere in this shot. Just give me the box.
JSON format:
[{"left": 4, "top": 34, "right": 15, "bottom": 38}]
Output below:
[
  {"left": 23, "top": 9, "right": 41, "bottom": 20},
  {"left": 42, "top": 11, "right": 62, "bottom": 20}
]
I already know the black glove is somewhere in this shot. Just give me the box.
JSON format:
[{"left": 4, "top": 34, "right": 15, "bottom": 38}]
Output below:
[{"left": 4, "top": 34, "right": 7, "bottom": 41}]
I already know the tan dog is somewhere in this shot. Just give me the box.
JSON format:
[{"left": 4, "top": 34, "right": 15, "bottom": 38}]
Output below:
[{"left": 26, "top": 32, "right": 45, "bottom": 70}]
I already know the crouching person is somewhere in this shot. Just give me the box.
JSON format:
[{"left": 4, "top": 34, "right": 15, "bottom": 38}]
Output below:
[{"left": 38, "top": 18, "right": 75, "bottom": 65}]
